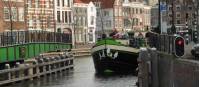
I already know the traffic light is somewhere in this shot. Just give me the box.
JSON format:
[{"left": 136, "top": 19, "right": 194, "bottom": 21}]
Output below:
[
  {"left": 174, "top": 36, "right": 185, "bottom": 57},
  {"left": 193, "top": 31, "right": 198, "bottom": 43}
]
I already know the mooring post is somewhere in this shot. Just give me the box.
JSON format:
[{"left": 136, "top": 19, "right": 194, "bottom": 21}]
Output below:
[
  {"left": 138, "top": 48, "right": 150, "bottom": 87},
  {"left": 15, "top": 62, "right": 20, "bottom": 78},
  {"left": 149, "top": 48, "right": 159, "bottom": 87},
  {"left": 5, "top": 64, "right": 11, "bottom": 80},
  {"left": 27, "top": 63, "right": 33, "bottom": 81},
  {"left": 35, "top": 61, "right": 40, "bottom": 78}
]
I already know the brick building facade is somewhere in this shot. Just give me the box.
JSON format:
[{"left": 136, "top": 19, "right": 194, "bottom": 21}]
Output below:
[
  {"left": 0, "top": 0, "right": 26, "bottom": 32},
  {"left": 26, "top": 0, "right": 55, "bottom": 32},
  {"left": 114, "top": 0, "right": 151, "bottom": 32}
]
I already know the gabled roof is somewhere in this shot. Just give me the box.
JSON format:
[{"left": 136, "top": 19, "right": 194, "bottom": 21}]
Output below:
[{"left": 74, "top": 0, "right": 115, "bottom": 9}]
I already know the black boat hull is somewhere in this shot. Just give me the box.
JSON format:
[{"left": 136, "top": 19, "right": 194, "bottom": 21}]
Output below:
[{"left": 91, "top": 45, "right": 139, "bottom": 73}]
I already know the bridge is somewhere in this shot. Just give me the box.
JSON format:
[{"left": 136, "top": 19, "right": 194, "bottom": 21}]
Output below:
[
  {"left": 0, "top": 31, "right": 72, "bottom": 69},
  {"left": 136, "top": 32, "right": 198, "bottom": 87}
]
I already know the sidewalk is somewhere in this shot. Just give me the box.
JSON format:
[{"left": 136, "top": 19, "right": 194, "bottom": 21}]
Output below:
[
  {"left": 73, "top": 43, "right": 94, "bottom": 49},
  {"left": 72, "top": 44, "right": 94, "bottom": 57},
  {"left": 184, "top": 42, "right": 196, "bottom": 59}
]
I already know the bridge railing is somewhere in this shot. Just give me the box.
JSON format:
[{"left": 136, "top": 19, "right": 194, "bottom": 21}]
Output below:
[
  {"left": 147, "top": 32, "right": 177, "bottom": 54},
  {"left": 0, "top": 31, "right": 72, "bottom": 47}
]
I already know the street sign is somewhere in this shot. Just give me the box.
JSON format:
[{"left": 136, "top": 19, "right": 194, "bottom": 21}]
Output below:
[{"left": 160, "top": 4, "right": 167, "bottom": 12}]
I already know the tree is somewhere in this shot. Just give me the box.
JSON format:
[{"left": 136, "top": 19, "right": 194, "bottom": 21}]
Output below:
[{"left": 0, "top": 0, "right": 18, "bottom": 44}]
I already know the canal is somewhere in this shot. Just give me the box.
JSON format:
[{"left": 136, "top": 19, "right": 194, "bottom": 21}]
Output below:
[{"left": 3, "top": 56, "right": 137, "bottom": 87}]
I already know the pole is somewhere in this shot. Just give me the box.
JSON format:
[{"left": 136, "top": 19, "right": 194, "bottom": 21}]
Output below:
[
  {"left": 158, "top": 0, "right": 161, "bottom": 34},
  {"left": 171, "top": 0, "right": 176, "bottom": 34},
  {"left": 85, "top": 28, "right": 86, "bottom": 44}
]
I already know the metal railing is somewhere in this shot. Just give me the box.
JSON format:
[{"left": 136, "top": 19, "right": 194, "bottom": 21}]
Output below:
[
  {"left": 0, "top": 31, "right": 72, "bottom": 46},
  {"left": 129, "top": 37, "right": 147, "bottom": 48},
  {"left": 147, "top": 32, "right": 177, "bottom": 54}
]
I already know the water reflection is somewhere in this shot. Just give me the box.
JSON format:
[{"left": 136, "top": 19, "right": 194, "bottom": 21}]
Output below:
[{"left": 3, "top": 57, "right": 137, "bottom": 87}]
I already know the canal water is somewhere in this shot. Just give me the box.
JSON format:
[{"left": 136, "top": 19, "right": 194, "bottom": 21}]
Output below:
[{"left": 3, "top": 56, "right": 137, "bottom": 87}]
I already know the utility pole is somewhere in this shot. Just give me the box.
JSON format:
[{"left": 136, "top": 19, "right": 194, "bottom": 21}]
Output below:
[
  {"left": 171, "top": 0, "right": 176, "bottom": 34},
  {"left": 158, "top": 0, "right": 161, "bottom": 34}
]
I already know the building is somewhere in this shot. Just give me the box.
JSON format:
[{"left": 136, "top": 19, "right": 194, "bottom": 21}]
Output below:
[
  {"left": 0, "top": 0, "right": 26, "bottom": 32},
  {"left": 73, "top": 0, "right": 96, "bottom": 43},
  {"left": 87, "top": 2, "right": 96, "bottom": 43},
  {"left": 151, "top": 5, "right": 159, "bottom": 28},
  {"left": 94, "top": 0, "right": 115, "bottom": 37},
  {"left": 145, "top": 0, "right": 158, "bottom": 6},
  {"left": 54, "top": 0, "right": 73, "bottom": 33},
  {"left": 26, "top": 0, "right": 54, "bottom": 32},
  {"left": 114, "top": 0, "right": 151, "bottom": 32},
  {"left": 162, "top": 0, "right": 199, "bottom": 33}
]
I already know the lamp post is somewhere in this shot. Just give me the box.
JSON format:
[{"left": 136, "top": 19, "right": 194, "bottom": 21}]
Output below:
[
  {"left": 171, "top": 0, "right": 176, "bottom": 34},
  {"left": 84, "top": 27, "right": 87, "bottom": 44},
  {"left": 72, "top": 22, "right": 76, "bottom": 48},
  {"left": 158, "top": 0, "right": 161, "bottom": 34}
]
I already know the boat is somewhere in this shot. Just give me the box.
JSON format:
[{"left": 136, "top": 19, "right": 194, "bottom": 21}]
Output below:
[{"left": 91, "top": 37, "right": 140, "bottom": 73}]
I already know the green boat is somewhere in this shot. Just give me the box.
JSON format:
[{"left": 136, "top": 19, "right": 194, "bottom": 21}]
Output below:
[{"left": 91, "top": 37, "right": 139, "bottom": 73}]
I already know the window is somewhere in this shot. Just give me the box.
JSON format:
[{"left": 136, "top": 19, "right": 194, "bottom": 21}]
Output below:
[
  {"left": 124, "top": 19, "right": 131, "bottom": 28},
  {"left": 188, "top": 6, "right": 192, "bottom": 10},
  {"left": 134, "top": 8, "right": 136, "bottom": 14},
  {"left": 62, "top": 0, "right": 65, "bottom": 7},
  {"left": 36, "top": 20, "right": 40, "bottom": 29},
  {"left": 35, "top": 0, "right": 39, "bottom": 8},
  {"left": 106, "top": 20, "right": 111, "bottom": 27},
  {"left": 4, "top": 7, "right": 10, "bottom": 21},
  {"left": 91, "top": 7, "right": 93, "bottom": 12},
  {"left": 11, "top": 7, "right": 17, "bottom": 21},
  {"left": 176, "top": 5, "right": 180, "bottom": 10},
  {"left": 18, "top": 8, "right": 24, "bottom": 21},
  {"left": 29, "top": 20, "right": 33, "bottom": 27},
  {"left": 115, "top": 8, "right": 118, "bottom": 16},
  {"left": 28, "top": 0, "right": 32, "bottom": 7},
  {"left": 168, "top": 13, "right": 172, "bottom": 17},
  {"left": 65, "top": 11, "right": 68, "bottom": 23},
  {"left": 119, "top": 8, "right": 122, "bottom": 16},
  {"left": 69, "top": 11, "right": 71, "bottom": 23},
  {"left": 104, "top": 11, "right": 109, "bottom": 16},
  {"left": 68, "top": 0, "right": 70, "bottom": 7},
  {"left": 57, "top": 11, "right": 61, "bottom": 22},
  {"left": 46, "top": 1, "right": 49, "bottom": 8},
  {"left": 177, "top": 20, "right": 180, "bottom": 24},
  {"left": 168, "top": 6, "right": 172, "bottom": 10},
  {"left": 83, "top": 17, "right": 85, "bottom": 26},
  {"left": 62, "top": 11, "right": 64, "bottom": 23},
  {"left": 91, "top": 16, "right": 94, "bottom": 25},
  {"left": 140, "top": 9, "right": 143, "bottom": 14},
  {"left": 57, "top": 0, "right": 60, "bottom": 6},
  {"left": 79, "top": 17, "right": 82, "bottom": 26},
  {"left": 136, "top": 8, "right": 138, "bottom": 14},
  {"left": 176, "top": 13, "right": 181, "bottom": 18}
]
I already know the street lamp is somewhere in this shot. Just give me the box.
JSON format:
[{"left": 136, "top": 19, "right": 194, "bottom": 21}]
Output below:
[
  {"left": 84, "top": 27, "right": 87, "bottom": 44},
  {"left": 72, "top": 22, "right": 76, "bottom": 48}
]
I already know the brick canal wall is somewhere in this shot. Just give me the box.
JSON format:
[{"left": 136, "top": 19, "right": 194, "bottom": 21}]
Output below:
[{"left": 138, "top": 48, "right": 199, "bottom": 87}]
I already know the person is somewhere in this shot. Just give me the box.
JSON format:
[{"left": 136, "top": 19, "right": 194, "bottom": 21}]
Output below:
[
  {"left": 138, "top": 32, "right": 144, "bottom": 38},
  {"left": 109, "top": 29, "right": 120, "bottom": 39}
]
